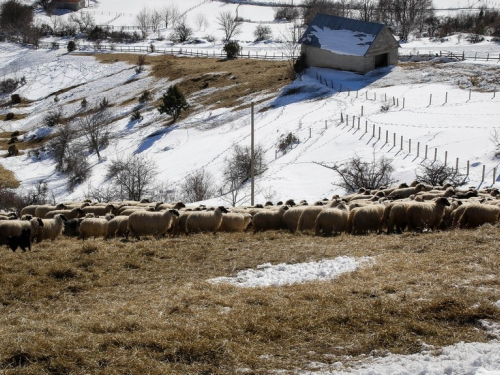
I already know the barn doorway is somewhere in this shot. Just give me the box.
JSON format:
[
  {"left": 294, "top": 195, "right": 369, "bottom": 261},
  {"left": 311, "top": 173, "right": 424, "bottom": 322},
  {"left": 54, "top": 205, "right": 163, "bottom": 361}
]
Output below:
[{"left": 375, "top": 53, "right": 388, "bottom": 68}]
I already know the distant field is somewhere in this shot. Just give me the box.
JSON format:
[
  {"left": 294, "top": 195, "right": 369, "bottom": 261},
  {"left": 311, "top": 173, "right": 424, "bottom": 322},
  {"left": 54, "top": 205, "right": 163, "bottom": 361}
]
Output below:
[{"left": 0, "top": 226, "right": 499, "bottom": 373}]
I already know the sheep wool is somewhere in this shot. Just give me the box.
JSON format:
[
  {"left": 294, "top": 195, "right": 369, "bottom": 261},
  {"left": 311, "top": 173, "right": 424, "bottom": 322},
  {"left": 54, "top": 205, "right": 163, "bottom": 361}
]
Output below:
[
  {"left": 252, "top": 206, "right": 289, "bottom": 233},
  {"left": 218, "top": 213, "right": 252, "bottom": 232},
  {"left": 127, "top": 209, "right": 180, "bottom": 239},
  {"left": 186, "top": 207, "right": 229, "bottom": 234}
]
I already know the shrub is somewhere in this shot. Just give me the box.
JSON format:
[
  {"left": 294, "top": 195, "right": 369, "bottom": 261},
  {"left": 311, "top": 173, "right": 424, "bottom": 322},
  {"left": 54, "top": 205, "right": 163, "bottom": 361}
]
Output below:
[
  {"left": 138, "top": 90, "right": 151, "bottom": 103},
  {"left": 130, "top": 109, "right": 142, "bottom": 121},
  {"left": 67, "top": 40, "right": 76, "bottom": 52},
  {"left": 293, "top": 53, "right": 307, "bottom": 76},
  {"left": 277, "top": 132, "right": 298, "bottom": 153},
  {"left": 223, "top": 40, "right": 241, "bottom": 59},
  {"left": 158, "top": 85, "right": 188, "bottom": 122},
  {"left": 44, "top": 110, "right": 62, "bottom": 127},
  {"left": 10, "top": 94, "right": 21, "bottom": 104},
  {"left": 467, "top": 34, "right": 485, "bottom": 43},
  {"left": 416, "top": 161, "right": 466, "bottom": 187},
  {"left": 99, "top": 97, "right": 109, "bottom": 110},
  {"left": 5, "top": 113, "right": 14, "bottom": 121},
  {"left": 254, "top": 25, "right": 272, "bottom": 41},
  {"left": 81, "top": 97, "right": 87, "bottom": 109},
  {"left": 0, "top": 78, "right": 18, "bottom": 93},
  {"left": 317, "top": 154, "right": 396, "bottom": 192},
  {"left": 180, "top": 169, "right": 216, "bottom": 203}
]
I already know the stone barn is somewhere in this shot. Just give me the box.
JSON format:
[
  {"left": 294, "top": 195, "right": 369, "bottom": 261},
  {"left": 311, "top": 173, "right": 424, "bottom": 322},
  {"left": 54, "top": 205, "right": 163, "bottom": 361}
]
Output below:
[
  {"left": 52, "top": 0, "right": 86, "bottom": 11},
  {"left": 300, "top": 14, "right": 399, "bottom": 74}
]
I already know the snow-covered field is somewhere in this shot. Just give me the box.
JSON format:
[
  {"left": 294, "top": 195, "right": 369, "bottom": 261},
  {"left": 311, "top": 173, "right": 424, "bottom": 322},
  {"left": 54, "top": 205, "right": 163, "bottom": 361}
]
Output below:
[{"left": 2, "top": 1, "right": 500, "bottom": 373}]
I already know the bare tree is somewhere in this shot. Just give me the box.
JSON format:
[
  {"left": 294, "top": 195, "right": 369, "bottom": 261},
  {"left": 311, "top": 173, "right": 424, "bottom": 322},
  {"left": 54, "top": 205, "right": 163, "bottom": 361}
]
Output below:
[
  {"left": 315, "top": 153, "right": 396, "bottom": 192},
  {"left": 135, "top": 7, "right": 150, "bottom": 39},
  {"left": 357, "top": 0, "right": 377, "bottom": 22},
  {"left": 254, "top": 24, "right": 272, "bottom": 41},
  {"left": 150, "top": 9, "right": 162, "bottom": 36},
  {"left": 216, "top": 11, "right": 241, "bottom": 42},
  {"left": 390, "top": 0, "right": 434, "bottom": 41},
  {"left": 180, "top": 169, "right": 216, "bottom": 203},
  {"left": 159, "top": 5, "right": 172, "bottom": 28},
  {"left": 0, "top": 0, "right": 34, "bottom": 41},
  {"left": 106, "top": 155, "right": 158, "bottom": 201},
  {"left": 68, "top": 11, "right": 95, "bottom": 34},
  {"left": 195, "top": 12, "right": 208, "bottom": 31},
  {"left": 279, "top": 21, "right": 303, "bottom": 79},
  {"left": 172, "top": 16, "right": 193, "bottom": 42},
  {"left": 78, "top": 107, "right": 112, "bottom": 160},
  {"left": 416, "top": 161, "right": 466, "bottom": 187}
]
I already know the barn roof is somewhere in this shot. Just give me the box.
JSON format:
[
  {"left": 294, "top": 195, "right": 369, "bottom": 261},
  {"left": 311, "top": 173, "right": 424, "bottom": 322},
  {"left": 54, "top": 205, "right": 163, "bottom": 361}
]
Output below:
[{"left": 300, "top": 14, "right": 386, "bottom": 56}]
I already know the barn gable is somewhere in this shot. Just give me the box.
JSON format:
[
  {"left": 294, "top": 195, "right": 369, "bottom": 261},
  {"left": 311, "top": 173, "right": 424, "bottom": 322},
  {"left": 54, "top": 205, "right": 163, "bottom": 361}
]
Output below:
[{"left": 300, "top": 14, "right": 399, "bottom": 73}]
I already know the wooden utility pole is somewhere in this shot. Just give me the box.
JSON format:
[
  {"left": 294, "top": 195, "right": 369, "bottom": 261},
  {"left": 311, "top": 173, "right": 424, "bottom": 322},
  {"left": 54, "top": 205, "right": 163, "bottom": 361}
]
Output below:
[{"left": 251, "top": 102, "right": 255, "bottom": 206}]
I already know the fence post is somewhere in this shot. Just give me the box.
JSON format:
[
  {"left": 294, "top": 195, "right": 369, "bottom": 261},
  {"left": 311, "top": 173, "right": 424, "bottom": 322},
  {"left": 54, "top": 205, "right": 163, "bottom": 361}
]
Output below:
[
  {"left": 393, "top": 133, "right": 396, "bottom": 147},
  {"left": 482, "top": 165, "right": 485, "bottom": 182},
  {"left": 346, "top": 114, "right": 349, "bottom": 125},
  {"left": 386, "top": 130, "right": 388, "bottom": 144},
  {"left": 372, "top": 124, "right": 375, "bottom": 137},
  {"left": 309, "top": 128, "right": 312, "bottom": 138},
  {"left": 385, "top": 93, "right": 387, "bottom": 102},
  {"left": 374, "top": 92, "right": 377, "bottom": 101},
  {"left": 444, "top": 151, "right": 447, "bottom": 166},
  {"left": 378, "top": 127, "right": 381, "bottom": 139},
  {"left": 352, "top": 116, "right": 355, "bottom": 128},
  {"left": 356, "top": 91, "right": 358, "bottom": 98},
  {"left": 494, "top": 167, "right": 497, "bottom": 185},
  {"left": 358, "top": 117, "right": 360, "bottom": 129},
  {"left": 417, "top": 142, "right": 420, "bottom": 157},
  {"left": 469, "top": 89, "right": 471, "bottom": 101},
  {"left": 365, "top": 120, "right": 368, "bottom": 134},
  {"left": 403, "top": 97, "right": 405, "bottom": 109},
  {"left": 361, "top": 106, "right": 364, "bottom": 116},
  {"left": 494, "top": 91, "right": 496, "bottom": 99},
  {"left": 409, "top": 139, "right": 411, "bottom": 153},
  {"left": 348, "top": 88, "right": 350, "bottom": 96},
  {"left": 325, "top": 120, "right": 327, "bottom": 129},
  {"left": 397, "top": 98, "right": 399, "bottom": 107},
  {"left": 340, "top": 83, "right": 343, "bottom": 92},
  {"left": 341, "top": 113, "right": 344, "bottom": 123},
  {"left": 275, "top": 150, "right": 277, "bottom": 159},
  {"left": 467, "top": 160, "right": 470, "bottom": 176},
  {"left": 429, "top": 94, "right": 432, "bottom": 106},
  {"left": 393, "top": 96, "right": 396, "bottom": 105},
  {"left": 425, "top": 145, "right": 428, "bottom": 159},
  {"left": 366, "top": 91, "right": 368, "bottom": 100},
  {"left": 434, "top": 148, "right": 437, "bottom": 162},
  {"left": 456, "top": 158, "right": 459, "bottom": 172},
  {"left": 400, "top": 135, "right": 403, "bottom": 150}
]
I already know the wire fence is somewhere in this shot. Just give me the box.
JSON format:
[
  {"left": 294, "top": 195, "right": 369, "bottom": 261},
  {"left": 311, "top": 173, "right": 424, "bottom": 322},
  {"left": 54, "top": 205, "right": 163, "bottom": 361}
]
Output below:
[{"left": 36, "top": 41, "right": 299, "bottom": 60}]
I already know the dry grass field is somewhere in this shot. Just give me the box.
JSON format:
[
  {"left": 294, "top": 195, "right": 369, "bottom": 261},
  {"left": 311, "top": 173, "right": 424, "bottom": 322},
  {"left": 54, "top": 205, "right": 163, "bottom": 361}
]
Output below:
[{"left": 0, "top": 226, "right": 499, "bottom": 374}]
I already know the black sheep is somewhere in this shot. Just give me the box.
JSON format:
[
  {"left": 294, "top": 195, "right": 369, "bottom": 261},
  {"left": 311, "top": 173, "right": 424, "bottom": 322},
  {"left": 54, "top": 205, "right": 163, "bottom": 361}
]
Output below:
[{"left": 7, "top": 228, "right": 31, "bottom": 252}]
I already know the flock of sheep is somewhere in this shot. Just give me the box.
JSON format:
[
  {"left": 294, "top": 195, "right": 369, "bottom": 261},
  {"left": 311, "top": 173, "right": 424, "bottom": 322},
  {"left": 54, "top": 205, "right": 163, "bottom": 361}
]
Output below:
[{"left": 0, "top": 180, "right": 499, "bottom": 251}]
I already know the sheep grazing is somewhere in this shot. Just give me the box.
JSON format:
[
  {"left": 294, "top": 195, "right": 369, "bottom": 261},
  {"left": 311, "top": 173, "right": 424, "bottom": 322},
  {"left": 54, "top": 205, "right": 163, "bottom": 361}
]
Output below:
[
  {"left": 34, "top": 204, "right": 68, "bottom": 218},
  {"left": 252, "top": 205, "right": 289, "bottom": 233},
  {"left": 457, "top": 204, "right": 500, "bottom": 229},
  {"left": 282, "top": 206, "right": 309, "bottom": 232},
  {"left": 0, "top": 218, "right": 44, "bottom": 245},
  {"left": 218, "top": 213, "right": 252, "bottom": 232},
  {"left": 439, "top": 200, "right": 463, "bottom": 230},
  {"left": 78, "top": 214, "right": 115, "bottom": 240},
  {"left": 388, "top": 183, "right": 427, "bottom": 200},
  {"left": 127, "top": 209, "right": 180, "bottom": 240},
  {"left": 314, "top": 202, "right": 349, "bottom": 236},
  {"left": 297, "top": 206, "right": 326, "bottom": 232},
  {"left": 7, "top": 228, "right": 31, "bottom": 252},
  {"left": 157, "top": 202, "right": 186, "bottom": 211},
  {"left": 384, "top": 201, "right": 415, "bottom": 234},
  {"left": 414, "top": 187, "right": 455, "bottom": 201},
  {"left": 45, "top": 207, "right": 85, "bottom": 219},
  {"left": 82, "top": 204, "right": 117, "bottom": 217},
  {"left": 37, "top": 214, "right": 68, "bottom": 242},
  {"left": 20, "top": 205, "right": 38, "bottom": 217},
  {"left": 185, "top": 206, "right": 229, "bottom": 234},
  {"left": 406, "top": 197, "right": 451, "bottom": 232},
  {"left": 63, "top": 218, "right": 84, "bottom": 237},
  {"left": 105, "top": 216, "right": 129, "bottom": 239},
  {"left": 347, "top": 204, "right": 386, "bottom": 235}
]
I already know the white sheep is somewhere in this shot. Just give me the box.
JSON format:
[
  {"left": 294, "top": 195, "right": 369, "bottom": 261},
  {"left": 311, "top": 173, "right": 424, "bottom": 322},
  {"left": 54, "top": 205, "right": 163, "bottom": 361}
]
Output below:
[
  {"left": 218, "top": 212, "right": 252, "bottom": 232},
  {"left": 82, "top": 204, "right": 117, "bottom": 217},
  {"left": 45, "top": 207, "right": 85, "bottom": 219},
  {"left": 297, "top": 206, "right": 326, "bottom": 232},
  {"left": 384, "top": 200, "right": 415, "bottom": 234},
  {"left": 34, "top": 203, "right": 67, "bottom": 218},
  {"left": 78, "top": 214, "right": 115, "bottom": 240},
  {"left": 406, "top": 197, "right": 451, "bottom": 232},
  {"left": 457, "top": 204, "right": 500, "bottom": 229},
  {"left": 282, "top": 206, "right": 309, "bottom": 232},
  {"left": 105, "top": 216, "right": 129, "bottom": 239},
  {"left": 0, "top": 218, "right": 44, "bottom": 245},
  {"left": 185, "top": 206, "right": 229, "bottom": 234},
  {"left": 127, "top": 209, "right": 180, "bottom": 240},
  {"left": 252, "top": 206, "right": 289, "bottom": 233},
  {"left": 387, "top": 183, "right": 427, "bottom": 199},
  {"left": 314, "top": 202, "right": 349, "bottom": 236},
  {"left": 37, "top": 214, "right": 68, "bottom": 242},
  {"left": 347, "top": 204, "right": 386, "bottom": 235}
]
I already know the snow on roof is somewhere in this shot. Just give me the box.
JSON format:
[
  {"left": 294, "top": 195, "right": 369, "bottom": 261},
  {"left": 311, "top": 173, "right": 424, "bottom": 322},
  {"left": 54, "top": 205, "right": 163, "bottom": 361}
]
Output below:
[
  {"left": 301, "top": 14, "right": 387, "bottom": 56},
  {"left": 302, "top": 25, "right": 377, "bottom": 56}
]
